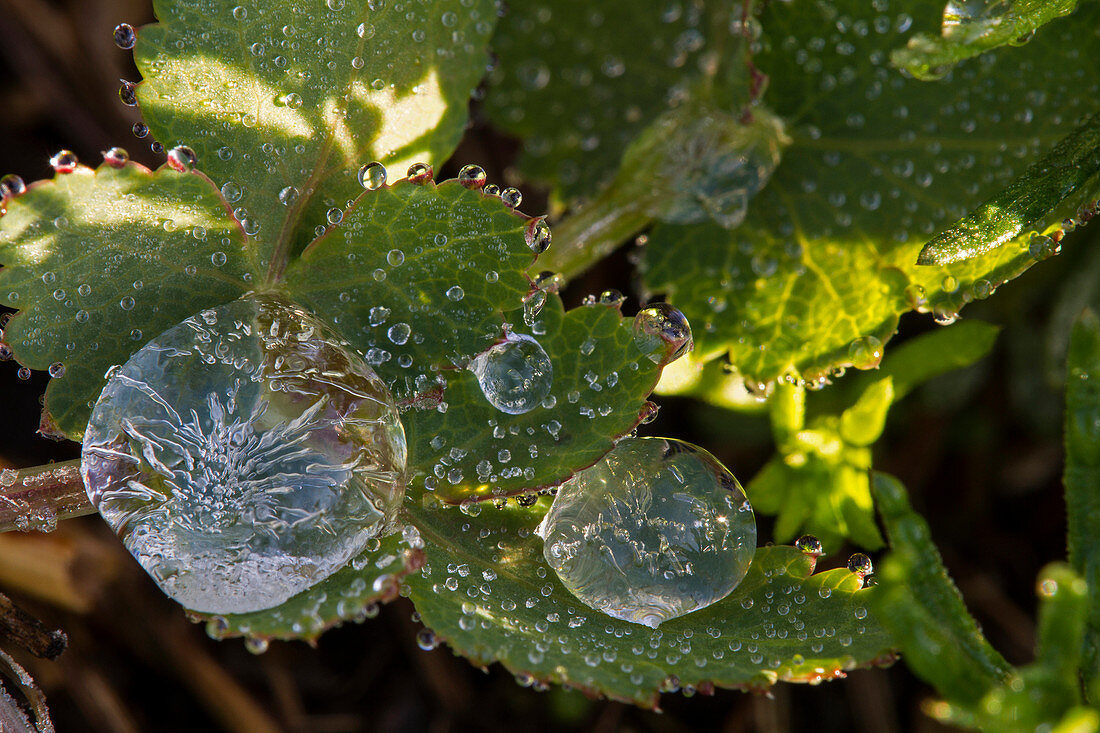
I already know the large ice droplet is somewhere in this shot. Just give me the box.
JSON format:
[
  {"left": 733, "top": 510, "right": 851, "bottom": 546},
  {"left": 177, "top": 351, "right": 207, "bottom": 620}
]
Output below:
[
  {"left": 469, "top": 333, "right": 552, "bottom": 415},
  {"left": 537, "top": 437, "right": 755, "bottom": 628},
  {"left": 81, "top": 293, "right": 407, "bottom": 614}
]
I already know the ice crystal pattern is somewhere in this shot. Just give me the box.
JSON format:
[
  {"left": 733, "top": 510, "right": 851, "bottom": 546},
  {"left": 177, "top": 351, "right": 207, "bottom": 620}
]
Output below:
[
  {"left": 81, "top": 293, "right": 407, "bottom": 614},
  {"left": 537, "top": 437, "right": 756, "bottom": 628}
]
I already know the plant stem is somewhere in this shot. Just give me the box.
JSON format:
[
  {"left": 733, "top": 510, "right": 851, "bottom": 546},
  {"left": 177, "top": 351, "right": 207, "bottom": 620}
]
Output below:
[
  {"left": 0, "top": 460, "right": 92, "bottom": 533},
  {"left": 538, "top": 180, "right": 653, "bottom": 282}
]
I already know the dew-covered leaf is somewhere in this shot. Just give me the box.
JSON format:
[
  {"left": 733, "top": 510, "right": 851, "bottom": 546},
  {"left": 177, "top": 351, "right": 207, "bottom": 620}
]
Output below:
[
  {"left": 283, "top": 178, "right": 534, "bottom": 399},
  {"left": 135, "top": 0, "right": 498, "bottom": 276},
  {"left": 404, "top": 497, "right": 894, "bottom": 707},
  {"left": 404, "top": 294, "right": 663, "bottom": 502},
  {"left": 0, "top": 162, "right": 252, "bottom": 439},
  {"left": 892, "top": 0, "right": 1081, "bottom": 81},
  {"left": 483, "top": 0, "right": 741, "bottom": 204},
  {"left": 918, "top": 111, "right": 1100, "bottom": 265},
  {"left": 639, "top": 0, "right": 1100, "bottom": 387},
  {"left": 198, "top": 531, "right": 421, "bottom": 644},
  {"left": 870, "top": 472, "right": 1011, "bottom": 704},
  {"left": 1064, "top": 309, "right": 1100, "bottom": 692}
]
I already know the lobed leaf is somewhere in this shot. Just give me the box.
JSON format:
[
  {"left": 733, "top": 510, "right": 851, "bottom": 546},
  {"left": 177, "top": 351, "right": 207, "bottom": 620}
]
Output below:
[
  {"left": 404, "top": 496, "right": 894, "bottom": 708},
  {"left": 639, "top": 0, "right": 1100, "bottom": 387},
  {"left": 405, "top": 294, "right": 663, "bottom": 502},
  {"left": 1064, "top": 309, "right": 1100, "bottom": 693},
  {"left": 918, "top": 111, "right": 1100, "bottom": 265},
  {"left": 892, "top": 0, "right": 1081, "bottom": 81},
  {"left": 283, "top": 178, "right": 534, "bottom": 399},
  {"left": 870, "top": 472, "right": 1011, "bottom": 704},
  {"left": 0, "top": 162, "right": 252, "bottom": 439},
  {"left": 135, "top": 0, "right": 498, "bottom": 277}
]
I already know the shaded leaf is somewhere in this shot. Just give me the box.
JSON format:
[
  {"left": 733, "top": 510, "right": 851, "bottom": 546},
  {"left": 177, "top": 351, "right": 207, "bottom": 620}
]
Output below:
[
  {"left": 839, "top": 377, "right": 894, "bottom": 447},
  {"left": 404, "top": 294, "right": 663, "bottom": 502},
  {"left": 483, "top": 0, "right": 741, "bottom": 204},
  {"left": 870, "top": 472, "right": 1011, "bottom": 704},
  {"left": 892, "top": 0, "right": 1081, "bottom": 81},
  {"left": 918, "top": 111, "right": 1100, "bottom": 265},
  {"left": 404, "top": 496, "right": 894, "bottom": 708},
  {"left": 1064, "top": 308, "right": 1100, "bottom": 693},
  {"left": 639, "top": 0, "right": 1100, "bottom": 386},
  {"left": 135, "top": 0, "right": 498, "bottom": 276},
  {"left": 0, "top": 162, "right": 252, "bottom": 439}
]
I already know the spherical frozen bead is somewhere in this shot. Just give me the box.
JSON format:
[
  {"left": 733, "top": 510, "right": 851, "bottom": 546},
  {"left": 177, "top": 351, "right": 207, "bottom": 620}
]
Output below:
[
  {"left": 81, "top": 293, "right": 407, "bottom": 614},
  {"left": 469, "top": 333, "right": 553, "bottom": 415},
  {"left": 537, "top": 437, "right": 755, "bottom": 628}
]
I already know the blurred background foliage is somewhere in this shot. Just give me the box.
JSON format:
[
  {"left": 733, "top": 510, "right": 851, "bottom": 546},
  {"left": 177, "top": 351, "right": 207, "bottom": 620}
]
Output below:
[{"left": 0, "top": 0, "right": 1097, "bottom": 730}]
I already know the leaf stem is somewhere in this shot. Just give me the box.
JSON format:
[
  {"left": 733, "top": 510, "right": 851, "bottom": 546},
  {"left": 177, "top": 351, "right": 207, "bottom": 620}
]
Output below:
[
  {"left": 0, "top": 460, "right": 93, "bottom": 534},
  {"left": 538, "top": 180, "right": 653, "bottom": 282}
]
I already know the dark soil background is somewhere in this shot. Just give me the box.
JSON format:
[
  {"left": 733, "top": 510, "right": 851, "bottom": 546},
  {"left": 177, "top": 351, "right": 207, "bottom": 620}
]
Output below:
[{"left": 0, "top": 1, "right": 1092, "bottom": 731}]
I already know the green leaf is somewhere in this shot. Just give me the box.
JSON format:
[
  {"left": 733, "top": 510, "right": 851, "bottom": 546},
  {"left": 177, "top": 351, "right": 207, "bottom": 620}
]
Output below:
[
  {"left": 768, "top": 381, "right": 805, "bottom": 445},
  {"left": 918, "top": 111, "right": 1100, "bottom": 265},
  {"left": 1064, "top": 308, "right": 1100, "bottom": 692},
  {"left": 404, "top": 294, "right": 663, "bottom": 502},
  {"left": 135, "top": 0, "right": 497, "bottom": 278},
  {"left": 892, "top": 0, "right": 1081, "bottom": 81},
  {"left": 870, "top": 472, "right": 1011, "bottom": 704},
  {"left": 840, "top": 377, "right": 894, "bottom": 447},
  {"left": 639, "top": 0, "right": 1100, "bottom": 387},
  {"left": 283, "top": 178, "right": 535, "bottom": 399},
  {"left": 929, "top": 564, "right": 1091, "bottom": 733},
  {"left": 198, "top": 531, "right": 420, "bottom": 644},
  {"left": 842, "top": 320, "right": 1000, "bottom": 405},
  {"left": 404, "top": 497, "right": 894, "bottom": 707},
  {"left": 0, "top": 162, "right": 252, "bottom": 439},
  {"left": 483, "top": 1, "right": 742, "bottom": 205}
]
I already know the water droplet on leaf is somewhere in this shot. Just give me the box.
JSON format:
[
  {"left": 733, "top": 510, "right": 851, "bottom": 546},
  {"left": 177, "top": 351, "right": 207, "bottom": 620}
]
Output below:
[
  {"left": 113, "top": 23, "right": 136, "bottom": 50},
  {"left": 458, "top": 164, "right": 487, "bottom": 189},
  {"left": 103, "top": 148, "right": 129, "bottom": 168},
  {"left": 470, "top": 333, "right": 553, "bottom": 415},
  {"left": 167, "top": 146, "right": 197, "bottom": 172},
  {"left": 81, "top": 293, "right": 408, "bottom": 613},
  {"left": 50, "top": 150, "right": 78, "bottom": 174},
  {"left": 358, "top": 161, "right": 387, "bottom": 190},
  {"left": 633, "top": 303, "right": 692, "bottom": 364},
  {"left": 537, "top": 437, "right": 756, "bottom": 627}
]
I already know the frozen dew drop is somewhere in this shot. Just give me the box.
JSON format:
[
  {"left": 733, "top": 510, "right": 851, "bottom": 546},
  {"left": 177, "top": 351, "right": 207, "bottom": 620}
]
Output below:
[
  {"left": 500, "top": 187, "right": 522, "bottom": 208},
  {"left": 113, "top": 23, "right": 136, "bottom": 50},
  {"left": 118, "top": 80, "right": 137, "bottom": 107},
  {"left": 81, "top": 293, "right": 408, "bottom": 614},
  {"left": 633, "top": 303, "right": 692, "bottom": 364},
  {"left": 847, "top": 335, "right": 883, "bottom": 370},
  {"left": 50, "top": 150, "right": 78, "bottom": 174},
  {"left": 166, "top": 145, "right": 197, "bottom": 172},
  {"left": 103, "top": 147, "right": 129, "bottom": 168},
  {"left": 278, "top": 186, "right": 299, "bottom": 206},
  {"left": 416, "top": 628, "right": 439, "bottom": 650},
  {"left": 537, "top": 437, "right": 756, "bottom": 628},
  {"left": 358, "top": 161, "right": 387, "bottom": 190},
  {"left": 794, "top": 535, "right": 824, "bottom": 557},
  {"left": 457, "top": 164, "right": 487, "bottom": 189},
  {"left": 406, "top": 162, "right": 433, "bottom": 183},
  {"left": 469, "top": 333, "right": 553, "bottom": 415},
  {"left": 0, "top": 174, "right": 26, "bottom": 199},
  {"left": 847, "top": 553, "right": 874, "bottom": 578},
  {"left": 525, "top": 219, "right": 552, "bottom": 254}
]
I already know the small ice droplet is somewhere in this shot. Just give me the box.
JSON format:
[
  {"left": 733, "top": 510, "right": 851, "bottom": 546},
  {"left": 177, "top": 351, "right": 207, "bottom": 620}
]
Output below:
[
  {"left": 538, "top": 437, "right": 756, "bottom": 628},
  {"left": 113, "top": 23, "right": 136, "bottom": 50},
  {"left": 166, "top": 146, "right": 197, "bottom": 172},
  {"left": 469, "top": 333, "right": 553, "bottom": 415},
  {"left": 633, "top": 303, "right": 692, "bottom": 364},
  {"left": 358, "top": 161, "right": 387, "bottom": 190},
  {"left": 81, "top": 293, "right": 407, "bottom": 614}
]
